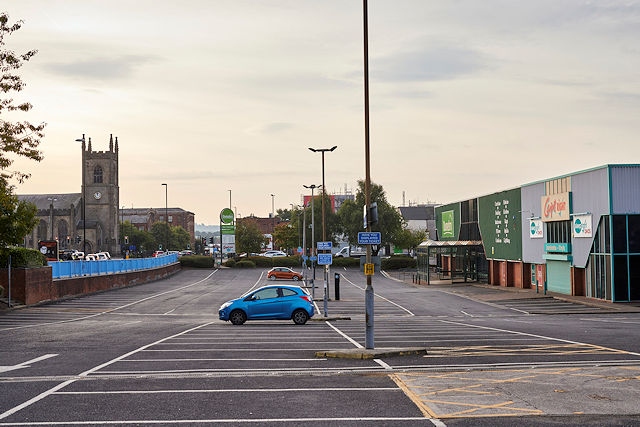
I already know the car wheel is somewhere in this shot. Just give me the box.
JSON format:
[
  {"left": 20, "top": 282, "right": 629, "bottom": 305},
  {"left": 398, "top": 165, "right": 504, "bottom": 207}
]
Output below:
[
  {"left": 229, "top": 309, "right": 247, "bottom": 325},
  {"left": 269, "top": 275, "right": 276, "bottom": 281},
  {"left": 292, "top": 309, "right": 309, "bottom": 325},
  {"left": 292, "top": 276, "right": 300, "bottom": 281}
]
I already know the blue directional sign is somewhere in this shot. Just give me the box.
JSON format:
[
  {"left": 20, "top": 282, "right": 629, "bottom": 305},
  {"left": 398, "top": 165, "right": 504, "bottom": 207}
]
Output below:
[
  {"left": 358, "top": 231, "right": 381, "bottom": 245},
  {"left": 317, "top": 253, "right": 333, "bottom": 265},
  {"left": 317, "top": 241, "right": 332, "bottom": 250}
]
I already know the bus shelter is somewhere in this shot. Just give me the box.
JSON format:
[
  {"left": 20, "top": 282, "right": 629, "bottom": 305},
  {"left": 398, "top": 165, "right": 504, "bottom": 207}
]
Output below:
[{"left": 416, "top": 240, "right": 487, "bottom": 285}]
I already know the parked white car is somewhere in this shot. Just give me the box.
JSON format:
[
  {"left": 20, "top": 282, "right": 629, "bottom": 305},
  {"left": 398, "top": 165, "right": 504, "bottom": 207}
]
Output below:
[{"left": 262, "top": 250, "right": 287, "bottom": 257}]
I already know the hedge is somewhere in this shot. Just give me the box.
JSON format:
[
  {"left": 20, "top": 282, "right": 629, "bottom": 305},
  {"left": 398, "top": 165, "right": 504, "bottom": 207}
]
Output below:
[
  {"left": 380, "top": 255, "right": 416, "bottom": 270},
  {"left": 0, "top": 247, "right": 47, "bottom": 268},
  {"left": 178, "top": 255, "right": 215, "bottom": 268}
]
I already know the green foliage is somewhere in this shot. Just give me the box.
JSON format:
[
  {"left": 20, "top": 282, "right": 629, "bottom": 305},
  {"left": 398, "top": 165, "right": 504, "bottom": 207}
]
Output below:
[
  {"left": 272, "top": 222, "right": 298, "bottom": 254},
  {"left": 0, "top": 246, "right": 47, "bottom": 268},
  {"left": 330, "top": 256, "right": 360, "bottom": 268},
  {"left": 246, "top": 255, "right": 301, "bottom": 268},
  {"left": 394, "top": 228, "right": 427, "bottom": 253},
  {"left": 236, "top": 219, "right": 268, "bottom": 254},
  {"left": 337, "top": 180, "right": 405, "bottom": 255},
  {"left": 223, "top": 258, "right": 236, "bottom": 267},
  {"left": 178, "top": 255, "right": 214, "bottom": 268},
  {"left": 0, "top": 180, "right": 38, "bottom": 246},
  {"left": 235, "top": 260, "right": 256, "bottom": 268},
  {"left": 381, "top": 255, "right": 416, "bottom": 270},
  {"left": 0, "top": 13, "right": 45, "bottom": 186}
]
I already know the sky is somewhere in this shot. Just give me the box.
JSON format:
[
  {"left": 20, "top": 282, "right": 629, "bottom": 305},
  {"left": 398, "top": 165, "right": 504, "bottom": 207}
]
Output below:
[{"left": 5, "top": 1, "right": 640, "bottom": 225}]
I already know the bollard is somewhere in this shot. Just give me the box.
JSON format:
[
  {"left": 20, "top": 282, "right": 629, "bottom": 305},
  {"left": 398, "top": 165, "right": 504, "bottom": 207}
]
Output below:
[{"left": 334, "top": 272, "right": 340, "bottom": 300}]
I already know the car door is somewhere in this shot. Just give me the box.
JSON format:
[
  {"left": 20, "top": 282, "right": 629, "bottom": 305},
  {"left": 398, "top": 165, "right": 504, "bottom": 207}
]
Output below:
[{"left": 245, "top": 287, "right": 284, "bottom": 319}]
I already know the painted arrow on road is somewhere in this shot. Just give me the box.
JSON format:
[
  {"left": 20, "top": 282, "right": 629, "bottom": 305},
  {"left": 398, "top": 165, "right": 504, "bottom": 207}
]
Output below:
[{"left": 0, "top": 354, "right": 58, "bottom": 373}]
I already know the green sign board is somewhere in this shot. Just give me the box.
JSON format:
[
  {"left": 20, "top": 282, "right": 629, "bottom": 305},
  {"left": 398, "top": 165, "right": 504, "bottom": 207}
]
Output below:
[
  {"left": 478, "top": 188, "right": 522, "bottom": 261},
  {"left": 221, "top": 224, "right": 235, "bottom": 235},
  {"left": 220, "top": 208, "right": 234, "bottom": 224},
  {"left": 441, "top": 210, "right": 455, "bottom": 238}
]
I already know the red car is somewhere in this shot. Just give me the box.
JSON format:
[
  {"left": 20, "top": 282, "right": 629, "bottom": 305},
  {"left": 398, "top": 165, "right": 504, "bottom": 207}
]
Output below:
[{"left": 267, "top": 267, "right": 303, "bottom": 281}]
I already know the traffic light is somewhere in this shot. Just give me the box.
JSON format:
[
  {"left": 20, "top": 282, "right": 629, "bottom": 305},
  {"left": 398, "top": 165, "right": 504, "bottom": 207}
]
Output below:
[{"left": 209, "top": 237, "right": 214, "bottom": 244}]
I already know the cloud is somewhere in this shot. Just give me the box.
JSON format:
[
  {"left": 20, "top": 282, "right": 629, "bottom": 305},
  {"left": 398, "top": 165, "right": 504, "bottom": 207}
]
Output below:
[
  {"left": 372, "top": 45, "right": 486, "bottom": 83},
  {"left": 42, "top": 54, "right": 160, "bottom": 81}
]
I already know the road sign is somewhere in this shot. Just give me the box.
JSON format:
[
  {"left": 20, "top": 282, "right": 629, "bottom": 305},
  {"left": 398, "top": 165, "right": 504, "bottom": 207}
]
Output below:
[
  {"left": 317, "top": 253, "right": 333, "bottom": 265},
  {"left": 317, "top": 241, "right": 332, "bottom": 250},
  {"left": 358, "top": 231, "right": 381, "bottom": 245},
  {"left": 364, "top": 263, "right": 375, "bottom": 275}
]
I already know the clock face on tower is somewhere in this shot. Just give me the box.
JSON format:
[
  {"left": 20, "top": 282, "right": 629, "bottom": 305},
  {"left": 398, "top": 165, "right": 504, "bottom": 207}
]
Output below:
[{"left": 93, "top": 191, "right": 102, "bottom": 200}]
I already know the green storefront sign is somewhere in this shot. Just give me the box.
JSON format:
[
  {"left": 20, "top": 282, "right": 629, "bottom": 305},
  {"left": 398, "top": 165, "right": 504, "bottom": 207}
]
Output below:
[{"left": 441, "top": 210, "right": 455, "bottom": 238}]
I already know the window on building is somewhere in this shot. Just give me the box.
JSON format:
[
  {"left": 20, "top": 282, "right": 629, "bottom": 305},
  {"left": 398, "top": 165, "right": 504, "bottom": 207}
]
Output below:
[
  {"left": 93, "top": 166, "right": 103, "bottom": 184},
  {"left": 546, "top": 220, "right": 570, "bottom": 243},
  {"left": 168, "top": 215, "right": 173, "bottom": 223}
]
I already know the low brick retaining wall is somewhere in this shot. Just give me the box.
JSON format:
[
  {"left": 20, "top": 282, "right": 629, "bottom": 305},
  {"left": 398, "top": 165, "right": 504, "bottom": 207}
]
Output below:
[{"left": 1, "top": 263, "right": 181, "bottom": 306}]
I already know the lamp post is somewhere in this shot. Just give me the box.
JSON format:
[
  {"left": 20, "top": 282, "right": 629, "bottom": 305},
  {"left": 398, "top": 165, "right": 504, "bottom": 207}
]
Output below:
[
  {"left": 308, "top": 146, "right": 337, "bottom": 244},
  {"left": 270, "top": 193, "right": 275, "bottom": 250},
  {"left": 363, "top": 0, "right": 374, "bottom": 349},
  {"left": 303, "top": 184, "right": 318, "bottom": 301},
  {"left": 162, "top": 183, "right": 168, "bottom": 252},
  {"left": 75, "top": 134, "right": 86, "bottom": 254},
  {"left": 47, "top": 197, "right": 57, "bottom": 240},
  {"left": 309, "top": 145, "right": 336, "bottom": 313}
]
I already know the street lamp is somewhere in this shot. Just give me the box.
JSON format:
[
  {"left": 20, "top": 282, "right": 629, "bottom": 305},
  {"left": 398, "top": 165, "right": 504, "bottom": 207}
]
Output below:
[
  {"left": 270, "top": 193, "right": 275, "bottom": 249},
  {"left": 162, "top": 183, "right": 168, "bottom": 251},
  {"left": 303, "top": 184, "right": 319, "bottom": 301},
  {"left": 309, "top": 145, "right": 337, "bottom": 314},
  {"left": 75, "top": 134, "right": 86, "bottom": 254},
  {"left": 308, "top": 146, "right": 337, "bottom": 243},
  {"left": 47, "top": 197, "right": 57, "bottom": 240}
]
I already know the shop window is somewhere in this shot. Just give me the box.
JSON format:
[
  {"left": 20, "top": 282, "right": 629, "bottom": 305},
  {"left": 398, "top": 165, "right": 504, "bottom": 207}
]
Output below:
[
  {"left": 613, "top": 215, "right": 627, "bottom": 253},
  {"left": 613, "top": 254, "right": 629, "bottom": 301},
  {"left": 628, "top": 215, "right": 640, "bottom": 253},
  {"left": 630, "top": 256, "right": 640, "bottom": 301},
  {"left": 546, "top": 220, "right": 570, "bottom": 243}
]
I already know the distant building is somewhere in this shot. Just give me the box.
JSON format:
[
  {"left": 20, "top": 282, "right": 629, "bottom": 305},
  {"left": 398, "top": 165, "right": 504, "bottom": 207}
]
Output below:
[
  {"left": 121, "top": 207, "right": 195, "bottom": 247},
  {"left": 398, "top": 204, "right": 438, "bottom": 240},
  {"left": 17, "top": 134, "right": 195, "bottom": 255}
]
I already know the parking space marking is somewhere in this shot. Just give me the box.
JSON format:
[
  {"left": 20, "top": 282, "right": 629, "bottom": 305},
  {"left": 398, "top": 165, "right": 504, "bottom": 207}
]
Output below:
[{"left": 425, "top": 343, "right": 630, "bottom": 357}]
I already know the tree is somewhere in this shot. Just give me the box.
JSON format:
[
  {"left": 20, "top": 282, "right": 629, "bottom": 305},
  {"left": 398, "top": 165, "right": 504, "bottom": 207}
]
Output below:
[
  {"left": 236, "top": 219, "right": 268, "bottom": 255},
  {"left": 337, "top": 180, "right": 404, "bottom": 255},
  {"left": 0, "top": 14, "right": 45, "bottom": 247},
  {"left": 1, "top": 13, "right": 45, "bottom": 186},
  {"left": 120, "top": 221, "right": 154, "bottom": 256},
  {"left": 0, "top": 179, "right": 37, "bottom": 246},
  {"left": 272, "top": 222, "right": 298, "bottom": 254},
  {"left": 394, "top": 227, "right": 427, "bottom": 255}
]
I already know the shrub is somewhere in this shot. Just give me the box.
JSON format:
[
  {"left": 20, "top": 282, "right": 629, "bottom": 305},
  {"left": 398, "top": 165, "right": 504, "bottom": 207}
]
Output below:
[
  {"left": 223, "top": 258, "right": 236, "bottom": 268},
  {"left": 0, "top": 247, "right": 47, "bottom": 268},
  {"left": 381, "top": 255, "right": 416, "bottom": 270},
  {"left": 179, "top": 255, "right": 215, "bottom": 268},
  {"left": 330, "top": 257, "right": 360, "bottom": 268},
  {"left": 235, "top": 260, "right": 256, "bottom": 268},
  {"left": 245, "top": 255, "right": 301, "bottom": 268}
]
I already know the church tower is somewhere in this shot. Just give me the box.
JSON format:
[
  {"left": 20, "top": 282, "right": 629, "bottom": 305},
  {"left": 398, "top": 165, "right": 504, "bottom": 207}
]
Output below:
[{"left": 82, "top": 134, "right": 119, "bottom": 254}]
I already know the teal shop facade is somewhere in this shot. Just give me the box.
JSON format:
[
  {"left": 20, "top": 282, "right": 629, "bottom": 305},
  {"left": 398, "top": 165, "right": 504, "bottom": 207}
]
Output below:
[{"left": 419, "top": 164, "right": 640, "bottom": 302}]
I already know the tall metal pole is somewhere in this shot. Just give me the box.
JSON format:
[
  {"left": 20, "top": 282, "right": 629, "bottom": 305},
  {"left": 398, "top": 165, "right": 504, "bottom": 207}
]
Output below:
[
  {"left": 308, "top": 145, "right": 337, "bottom": 308},
  {"left": 270, "top": 193, "right": 275, "bottom": 250},
  {"left": 75, "top": 134, "right": 86, "bottom": 255},
  {"left": 363, "top": 0, "right": 375, "bottom": 349},
  {"left": 162, "top": 183, "right": 168, "bottom": 251},
  {"left": 303, "top": 184, "right": 317, "bottom": 301}
]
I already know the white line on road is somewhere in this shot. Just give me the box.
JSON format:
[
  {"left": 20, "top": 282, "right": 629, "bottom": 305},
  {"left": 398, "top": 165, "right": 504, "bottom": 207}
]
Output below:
[{"left": 0, "top": 354, "right": 58, "bottom": 374}]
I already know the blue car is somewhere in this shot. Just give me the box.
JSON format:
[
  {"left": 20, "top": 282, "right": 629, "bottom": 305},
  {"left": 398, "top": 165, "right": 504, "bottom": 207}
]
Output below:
[{"left": 219, "top": 285, "right": 315, "bottom": 325}]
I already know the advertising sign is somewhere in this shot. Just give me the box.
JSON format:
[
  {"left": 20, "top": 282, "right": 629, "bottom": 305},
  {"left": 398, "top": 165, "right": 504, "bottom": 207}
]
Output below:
[
  {"left": 541, "top": 192, "right": 571, "bottom": 222},
  {"left": 530, "top": 219, "right": 543, "bottom": 239},
  {"left": 441, "top": 210, "right": 455, "bottom": 238},
  {"left": 573, "top": 214, "right": 592, "bottom": 238},
  {"left": 220, "top": 208, "right": 234, "bottom": 224}
]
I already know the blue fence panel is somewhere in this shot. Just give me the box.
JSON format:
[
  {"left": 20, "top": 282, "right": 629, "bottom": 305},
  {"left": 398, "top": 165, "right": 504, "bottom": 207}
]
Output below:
[{"left": 49, "top": 253, "right": 179, "bottom": 279}]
